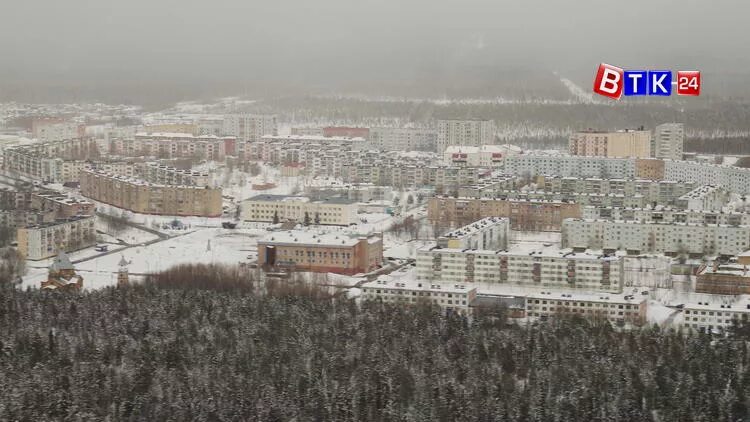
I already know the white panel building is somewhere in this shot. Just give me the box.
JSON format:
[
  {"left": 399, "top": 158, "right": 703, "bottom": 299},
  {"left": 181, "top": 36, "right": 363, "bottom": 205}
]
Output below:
[
  {"left": 653, "top": 123, "right": 684, "bottom": 160},
  {"left": 436, "top": 119, "right": 495, "bottom": 153}
]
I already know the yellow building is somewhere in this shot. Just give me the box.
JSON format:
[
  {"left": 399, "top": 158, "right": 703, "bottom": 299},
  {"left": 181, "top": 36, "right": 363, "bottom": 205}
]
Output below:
[
  {"left": 79, "top": 169, "right": 222, "bottom": 217},
  {"left": 569, "top": 130, "right": 651, "bottom": 158}
]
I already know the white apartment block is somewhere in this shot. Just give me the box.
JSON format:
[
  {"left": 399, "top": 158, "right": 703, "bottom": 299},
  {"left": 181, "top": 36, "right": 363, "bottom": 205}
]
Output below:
[
  {"left": 33, "top": 121, "right": 83, "bottom": 143},
  {"left": 582, "top": 206, "right": 750, "bottom": 227},
  {"left": 536, "top": 176, "right": 695, "bottom": 206},
  {"left": 675, "top": 185, "right": 729, "bottom": 211},
  {"left": 664, "top": 160, "right": 750, "bottom": 195},
  {"left": 417, "top": 245, "right": 625, "bottom": 293},
  {"left": 222, "top": 114, "right": 277, "bottom": 142},
  {"left": 562, "top": 219, "right": 750, "bottom": 256},
  {"left": 681, "top": 295, "right": 750, "bottom": 333},
  {"left": 242, "top": 194, "right": 358, "bottom": 225},
  {"left": 437, "top": 217, "right": 510, "bottom": 250},
  {"left": 370, "top": 127, "right": 437, "bottom": 151},
  {"left": 361, "top": 276, "right": 477, "bottom": 315},
  {"left": 443, "top": 144, "right": 522, "bottom": 167},
  {"left": 436, "top": 119, "right": 496, "bottom": 153},
  {"left": 653, "top": 123, "right": 684, "bottom": 160},
  {"left": 502, "top": 155, "right": 637, "bottom": 179},
  {"left": 16, "top": 215, "right": 97, "bottom": 260},
  {"left": 525, "top": 290, "right": 648, "bottom": 326}
]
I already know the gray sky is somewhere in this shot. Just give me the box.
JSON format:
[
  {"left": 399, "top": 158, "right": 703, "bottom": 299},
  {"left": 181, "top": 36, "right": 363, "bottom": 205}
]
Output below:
[{"left": 0, "top": 0, "right": 747, "bottom": 100}]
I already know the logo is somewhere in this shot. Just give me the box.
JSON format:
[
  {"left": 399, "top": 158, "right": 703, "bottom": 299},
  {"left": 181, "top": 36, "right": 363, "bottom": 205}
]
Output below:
[{"left": 593, "top": 63, "right": 700, "bottom": 99}]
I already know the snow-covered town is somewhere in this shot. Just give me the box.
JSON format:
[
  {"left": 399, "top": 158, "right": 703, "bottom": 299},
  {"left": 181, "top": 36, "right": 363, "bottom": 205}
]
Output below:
[{"left": 2, "top": 103, "right": 750, "bottom": 335}]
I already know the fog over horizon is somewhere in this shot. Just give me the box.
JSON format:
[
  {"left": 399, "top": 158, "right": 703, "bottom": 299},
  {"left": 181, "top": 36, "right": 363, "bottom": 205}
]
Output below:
[{"left": 1, "top": 0, "right": 748, "bottom": 103}]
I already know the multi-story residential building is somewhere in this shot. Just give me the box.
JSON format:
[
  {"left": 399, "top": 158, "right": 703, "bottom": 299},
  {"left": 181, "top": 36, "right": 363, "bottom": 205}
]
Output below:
[
  {"left": 79, "top": 169, "right": 222, "bottom": 217},
  {"left": 417, "top": 244, "right": 624, "bottom": 293},
  {"left": 569, "top": 129, "right": 651, "bottom": 158},
  {"left": 674, "top": 185, "right": 729, "bottom": 211},
  {"left": 663, "top": 159, "right": 750, "bottom": 195},
  {"left": 222, "top": 114, "right": 277, "bottom": 142},
  {"left": 361, "top": 277, "right": 477, "bottom": 315},
  {"left": 581, "top": 206, "right": 750, "bottom": 227},
  {"left": 291, "top": 127, "right": 325, "bottom": 136},
  {"left": 17, "top": 215, "right": 96, "bottom": 260},
  {"left": 696, "top": 261, "right": 750, "bottom": 295},
  {"left": 562, "top": 219, "right": 750, "bottom": 256},
  {"left": 0, "top": 188, "right": 93, "bottom": 236},
  {"left": 138, "top": 162, "right": 210, "bottom": 187},
  {"left": 31, "top": 192, "right": 95, "bottom": 218},
  {"left": 109, "top": 133, "right": 229, "bottom": 161},
  {"left": 3, "top": 138, "right": 99, "bottom": 182},
  {"left": 196, "top": 117, "right": 225, "bottom": 137},
  {"left": 465, "top": 189, "right": 646, "bottom": 209},
  {"left": 257, "top": 230, "right": 383, "bottom": 275},
  {"left": 444, "top": 144, "right": 522, "bottom": 167},
  {"left": 306, "top": 185, "right": 393, "bottom": 203},
  {"left": 428, "top": 196, "right": 581, "bottom": 231},
  {"left": 241, "top": 194, "right": 358, "bottom": 225},
  {"left": 32, "top": 119, "right": 85, "bottom": 142},
  {"left": 437, "top": 217, "right": 510, "bottom": 250},
  {"left": 322, "top": 127, "right": 369, "bottom": 139},
  {"left": 682, "top": 298, "right": 750, "bottom": 333},
  {"left": 653, "top": 123, "right": 684, "bottom": 160},
  {"left": 501, "top": 155, "right": 638, "bottom": 179},
  {"left": 525, "top": 290, "right": 648, "bottom": 326},
  {"left": 370, "top": 127, "right": 437, "bottom": 151},
  {"left": 436, "top": 119, "right": 496, "bottom": 153},
  {"left": 535, "top": 176, "right": 696, "bottom": 206}
]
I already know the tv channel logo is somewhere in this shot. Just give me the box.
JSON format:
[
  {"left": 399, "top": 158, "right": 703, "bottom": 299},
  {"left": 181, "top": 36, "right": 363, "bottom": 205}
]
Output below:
[{"left": 593, "top": 63, "right": 700, "bottom": 99}]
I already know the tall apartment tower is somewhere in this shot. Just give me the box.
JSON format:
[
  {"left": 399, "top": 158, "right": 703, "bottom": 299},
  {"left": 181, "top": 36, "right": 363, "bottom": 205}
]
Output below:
[
  {"left": 222, "top": 114, "right": 278, "bottom": 142},
  {"left": 568, "top": 129, "right": 651, "bottom": 158},
  {"left": 436, "top": 119, "right": 496, "bottom": 153},
  {"left": 653, "top": 123, "right": 684, "bottom": 161}
]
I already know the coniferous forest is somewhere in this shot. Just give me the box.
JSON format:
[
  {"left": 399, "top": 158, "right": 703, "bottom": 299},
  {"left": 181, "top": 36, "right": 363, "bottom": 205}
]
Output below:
[{"left": 2, "top": 278, "right": 750, "bottom": 422}]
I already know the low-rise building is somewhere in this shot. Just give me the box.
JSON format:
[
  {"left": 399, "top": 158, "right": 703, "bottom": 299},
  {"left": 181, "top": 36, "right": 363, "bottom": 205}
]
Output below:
[
  {"left": 682, "top": 298, "right": 750, "bottom": 333},
  {"left": 257, "top": 230, "right": 383, "bottom": 275},
  {"left": 17, "top": 215, "right": 96, "bottom": 260},
  {"left": 361, "top": 277, "right": 476, "bottom": 315},
  {"left": 696, "top": 261, "right": 750, "bottom": 295},
  {"left": 242, "top": 194, "right": 358, "bottom": 225},
  {"left": 525, "top": 290, "right": 648, "bottom": 326}
]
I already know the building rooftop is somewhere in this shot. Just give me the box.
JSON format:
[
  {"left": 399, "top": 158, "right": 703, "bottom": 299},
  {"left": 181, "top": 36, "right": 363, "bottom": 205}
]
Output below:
[
  {"left": 441, "top": 217, "right": 508, "bottom": 240},
  {"left": 259, "top": 230, "right": 378, "bottom": 247}
]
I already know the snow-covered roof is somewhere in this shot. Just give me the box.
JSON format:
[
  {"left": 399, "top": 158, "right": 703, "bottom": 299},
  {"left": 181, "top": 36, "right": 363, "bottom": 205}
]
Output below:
[
  {"left": 259, "top": 230, "right": 377, "bottom": 248},
  {"left": 50, "top": 252, "right": 74, "bottom": 272}
]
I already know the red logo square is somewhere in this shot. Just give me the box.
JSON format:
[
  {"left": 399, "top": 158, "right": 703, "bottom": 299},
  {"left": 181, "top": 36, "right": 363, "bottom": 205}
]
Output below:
[{"left": 677, "top": 71, "right": 701, "bottom": 96}]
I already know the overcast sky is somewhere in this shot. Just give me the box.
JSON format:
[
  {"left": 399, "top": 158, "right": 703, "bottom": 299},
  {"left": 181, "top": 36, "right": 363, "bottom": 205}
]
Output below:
[{"left": 0, "top": 0, "right": 746, "bottom": 99}]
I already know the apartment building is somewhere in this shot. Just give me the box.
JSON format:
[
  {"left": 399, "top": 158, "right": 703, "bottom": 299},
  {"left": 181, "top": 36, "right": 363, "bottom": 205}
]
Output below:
[
  {"left": 241, "top": 194, "right": 358, "bottom": 225},
  {"left": 581, "top": 206, "right": 750, "bottom": 227},
  {"left": 428, "top": 196, "right": 581, "bottom": 231},
  {"left": 473, "top": 189, "right": 646, "bottom": 209},
  {"left": 3, "top": 138, "right": 99, "bottom": 182},
  {"left": 696, "top": 262, "right": 750, "bottom": 295},
  {"left": 31, "top": 192, "right": 95, "bottom": 218},
  {"left": 322, "top": 127, "right": 369, "bottom": 139},
  {"left": 361, "top": 277, "right": 477, "bottom": 315},
  {"left": 79, "top": 169, "right": 222, "bottom": 217},
  {"left": 17, "top": 215, "right": 96, "bottom": 260},
  {"left": 257, "top": 230, "right": 383, "bottom": 275},
  {"left": 437, "top": 217, "right": 510, "bottom": 250},
  {"left": 109, "top": 133, "right": 229, "bottom": 161},
  {"left": 417, "top": 245, "right": 624, "bottom": 293},
  {"left": 674, "top": 185, "right": 729, "bottom": 211},
  {"left": 682, "top": 298, "right": 750, "bottom": 333},
  {"left": 501, "top": 155, "right": 637, "bottom": 179},
  {"left": 436, "top": 119, "right": 496, "bottom": 153},
  {"left": 653, "top": 123, "right": 684, "bottom": 160},
  {"left": 341, "top": 164, "right": 479, "bottom": 192},
  {"left": 222, "top": 114, "right": 277, "bottom": 142},
  {"left": 32, "top": 119, "right": 85, "bottom": 142},
  {"left": 562, "top": 219, "right": 750, "bottom": 256},
  {"left": 444, "top": 144, "right": 522, "bottom": 167},
  {"left": 664, "top": 160, "right": 750, "bottom": 195},
  {"left": 525, "top": 290, "right": 648, "bottom": 326},
  {"left": 306, "top": 185, "right": 393, "bottom": 203},
  {"left": 290, "top": 127, "right": 325, "bottom": 136},
  {"left": 535, "top": 176, "right": 696, "bottom": 206},
  {"left": 370, "top": 127, "right": 437, "bottom": 151},
  {"left": 138, "top": 162, "right": 210, "bottom": 187},
  {"left": 569, "top": 129, "right": 651, "bottom": 158}
]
